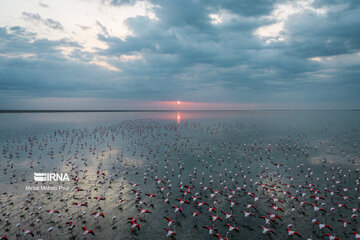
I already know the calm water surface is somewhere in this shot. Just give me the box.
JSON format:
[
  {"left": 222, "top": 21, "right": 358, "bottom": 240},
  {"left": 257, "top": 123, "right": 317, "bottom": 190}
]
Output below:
[{"left": 0, "top": 111, "right": 359, "bottom": 240}]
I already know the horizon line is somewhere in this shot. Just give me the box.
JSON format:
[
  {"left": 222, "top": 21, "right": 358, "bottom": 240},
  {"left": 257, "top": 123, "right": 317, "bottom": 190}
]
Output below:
[{"left": 0, "top": 109, "right": 359, "bottom": 113}]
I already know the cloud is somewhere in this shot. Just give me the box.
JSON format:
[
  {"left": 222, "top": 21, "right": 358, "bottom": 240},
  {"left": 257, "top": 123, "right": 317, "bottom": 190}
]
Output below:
[
  {"left": 283, "top": 6, "right": 360, "bottom": 58},
  {"left": 0, "top": 0, "right": 359, "bottom": 109},
  {"left": 22, "top": 12, "right": 63, "bottom": 30},
  {"left": 77, "top": 24, "right": 91, "bottom": 31},
  {"left": 0, "top": 26, "right": 118, "bottom": 96},
  {"left": 96, "top": 21, "right": 109, "bottom": 36},
  {"left": 38, "top": 2, "right": 49, "bottom": 8},
  {"left": 106, "top": 0, "right": 138, "bottom": 6}
]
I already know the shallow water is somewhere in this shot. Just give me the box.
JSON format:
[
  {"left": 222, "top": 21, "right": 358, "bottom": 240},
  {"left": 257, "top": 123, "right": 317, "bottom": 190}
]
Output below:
[{"left": 0, "top": 111, "right": 359, "bottom": 240}]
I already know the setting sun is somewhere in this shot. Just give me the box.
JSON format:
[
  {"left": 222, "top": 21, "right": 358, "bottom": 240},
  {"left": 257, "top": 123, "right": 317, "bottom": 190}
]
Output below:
[{"left": 177, "top": 101, "right": 181, "bottom": 104}]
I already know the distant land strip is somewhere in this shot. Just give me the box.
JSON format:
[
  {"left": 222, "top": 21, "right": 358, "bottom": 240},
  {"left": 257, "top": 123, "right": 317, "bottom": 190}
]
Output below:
[{"left": 0, "top": 110, "right": 178, "bottom": 113}]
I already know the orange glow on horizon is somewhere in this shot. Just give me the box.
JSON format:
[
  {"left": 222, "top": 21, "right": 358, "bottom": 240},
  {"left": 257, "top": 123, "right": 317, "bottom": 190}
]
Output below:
[{"left": 105, "top": 99, "right": 255, "bottom": 110}]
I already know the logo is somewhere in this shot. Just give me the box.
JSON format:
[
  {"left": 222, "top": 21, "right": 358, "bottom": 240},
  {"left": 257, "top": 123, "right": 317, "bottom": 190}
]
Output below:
[{"left": 34, "top": 173, "right": 70, "bottom": 182}]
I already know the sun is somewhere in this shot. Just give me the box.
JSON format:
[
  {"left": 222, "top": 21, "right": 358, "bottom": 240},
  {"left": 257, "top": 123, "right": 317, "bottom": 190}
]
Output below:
[{"left": 177, "top": 101, "right": 181, "bottom": 104}]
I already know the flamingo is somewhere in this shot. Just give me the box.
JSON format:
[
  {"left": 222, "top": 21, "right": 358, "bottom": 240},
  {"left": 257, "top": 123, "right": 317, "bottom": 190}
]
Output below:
[
  {"left": 242, "top": 211, "right": 255, "bottom": 218},
  {"left": 66, "top": 221, "right": 76, "bottom": 230},
  {"left": 210, "top": 215, "right": 222, "bottom": 222},
  {"left": 177, "top": 198, "right": 189, "bottom": 205},
  {"left": 139, "top": 209, "right": 151, "bottom": 214},
  {"left": 73, "top": 202, "right": 87, "bottom": 207},
  {"left": 316, "top": 222, "right": 333, "bottom": 231},
  {"left": 326, "top": 233, "right": 340, "bottom": 240},
  {"left": 225, "top": 223, "right": 239, "bottom": 232},
  {"left": 192, "top": 211, "right": 200, "bottom": 218},
  {"left": 129, "top": 220, "right": 140, "bottom": 231},
  {"left": 46, "top": 210, "right": 59, "bottom": 215},
  {"left": 164, "top": 217, "right": 176, "bottom": 227},
  {"left": 82, "top": 227, "right": 95, "bottom": 237},
  {"left": 24, "top": 229, "right": 34, "bottom": 237},
  {"left": 338, "top": 219, "right": 351, "bottom": 228},
  {"left": 350, "top": 232, "right": 360, "bottom": 239},
  {"left": 172, "top": 206, "right": 183, "bottom": 213},
  {"left": 164, "top": 228, "right": 176, "bottom": 237},
  {"left": 270, "top": 205, "right": 284, "bottom": 212},
  {"left": 214, "top": 233, "right": 228, "bottom": 240},
  {"left": 310, "top": 195, "right": 325, "bottom": 201},
  {"left": 196, "top": 201, "right": 209, "bottom": 207},
  {"left": 47, "top": 227, "right": 54, "bottom": 238},
  {"left": 92, "top": 212, "right": 105, "bottom": 218},
  {"left": 287, "top": 228, "right": 302, "bottom": 237},
  {"left": 260, "top": 226, "right": 275, "bottom": 235},
  {"left": 267, "top": 212, "right": 281, "bottom": 220},
  {"left": 221, "top": 211, "right": 235, "bottom": 220},
  {"left": 203, "top": 225, "right": 217, "bottom": 235}
]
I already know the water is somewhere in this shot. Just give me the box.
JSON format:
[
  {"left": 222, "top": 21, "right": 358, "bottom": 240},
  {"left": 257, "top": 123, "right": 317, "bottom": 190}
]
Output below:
[{"left": 0, "top": 111, "right": 359, "bottom": 240}]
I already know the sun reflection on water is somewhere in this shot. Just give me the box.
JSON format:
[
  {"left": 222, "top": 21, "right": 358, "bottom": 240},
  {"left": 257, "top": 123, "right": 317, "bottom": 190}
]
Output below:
[{"left": 177, "top": 111, "right": 181, "bottom": 124}]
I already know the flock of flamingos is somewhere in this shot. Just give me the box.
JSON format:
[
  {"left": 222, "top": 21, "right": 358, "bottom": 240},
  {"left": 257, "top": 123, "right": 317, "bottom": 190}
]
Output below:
[{"left": 0, "top": 117, "right": 359, "bottom": 239}]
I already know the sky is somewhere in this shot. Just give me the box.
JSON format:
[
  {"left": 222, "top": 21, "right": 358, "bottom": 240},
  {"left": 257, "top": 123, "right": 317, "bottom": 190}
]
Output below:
[{"left": 0, "top": 0, "right": 359, "bottom": 110}]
